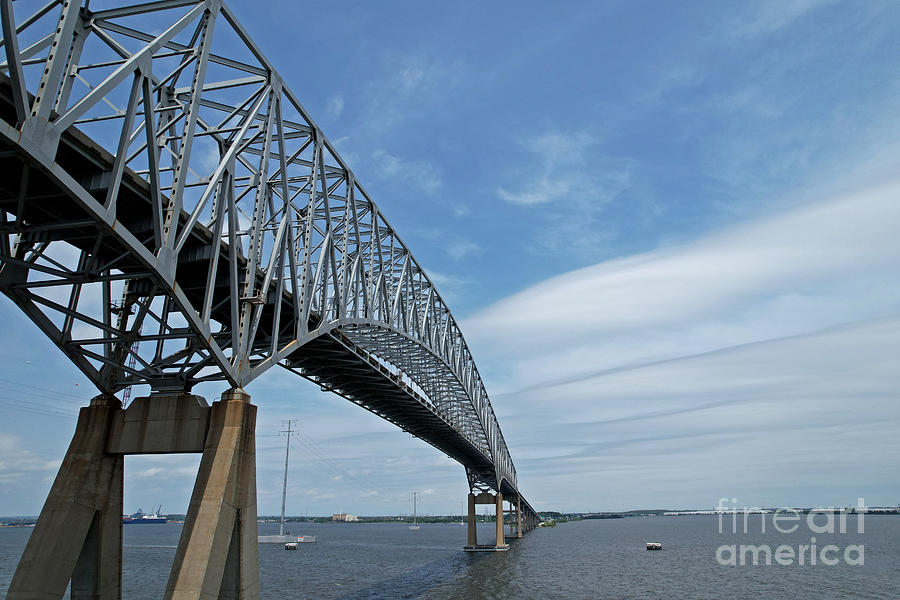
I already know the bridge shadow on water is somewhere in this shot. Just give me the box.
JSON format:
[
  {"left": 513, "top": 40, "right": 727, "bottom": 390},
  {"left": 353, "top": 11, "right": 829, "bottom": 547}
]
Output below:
[{"left": 334, "top": 548, "right": 513, "bottom": 600}]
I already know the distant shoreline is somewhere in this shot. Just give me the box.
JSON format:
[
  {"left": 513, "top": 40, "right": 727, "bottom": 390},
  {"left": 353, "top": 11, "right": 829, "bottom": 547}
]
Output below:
[{"left": 3, "top": 507, "right": 898, "bottom": 527}]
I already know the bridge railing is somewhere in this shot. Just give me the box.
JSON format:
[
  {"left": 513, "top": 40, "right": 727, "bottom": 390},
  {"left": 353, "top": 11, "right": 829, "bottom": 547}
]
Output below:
[{"left": 0, "top": 0, "right": 518, "bottom": 490}]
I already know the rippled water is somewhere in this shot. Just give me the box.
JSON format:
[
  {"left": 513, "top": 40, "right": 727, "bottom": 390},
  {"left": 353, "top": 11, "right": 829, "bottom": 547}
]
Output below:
[{"left": 2, "top": 516, "right": 899, "bottom": 598}]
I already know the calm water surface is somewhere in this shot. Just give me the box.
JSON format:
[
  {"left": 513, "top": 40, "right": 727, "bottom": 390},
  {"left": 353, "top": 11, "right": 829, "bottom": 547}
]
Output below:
[{"left": 2, "top": 516, "right": 899, "bottom": 599}]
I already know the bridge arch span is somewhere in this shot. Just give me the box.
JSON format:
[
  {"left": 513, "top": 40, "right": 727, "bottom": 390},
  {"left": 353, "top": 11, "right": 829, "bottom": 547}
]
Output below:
[{"left": 0, "top": 0, "right": 537, "bottom": 535}]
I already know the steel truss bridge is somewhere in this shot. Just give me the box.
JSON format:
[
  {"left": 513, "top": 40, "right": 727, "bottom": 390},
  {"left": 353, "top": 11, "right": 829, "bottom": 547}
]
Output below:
[{"left": 0, "top": 0, "right": 537, "bottom": 558}]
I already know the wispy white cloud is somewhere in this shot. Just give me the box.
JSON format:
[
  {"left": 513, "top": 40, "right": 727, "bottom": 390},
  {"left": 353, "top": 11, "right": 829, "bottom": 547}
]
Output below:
[
  {"left": 445, "top": 238, "right": 481, "bottom": 262},
  {"left": 497, "top": 131, "right": 596, "bottom": 206},
  {"left": 361, "top": 54, "right": 464, "bottom": 134},
  {"left": 731, "top": 0, "right": 836, "bottom": 37},
  {"left": 500, "top": 318, "right": 900, "bottom": 511},
  {"left": 635, "top": 63, "right": 705, "bottom": 106},
  {"left": 0, "top": 434, "right": 60, "bottom": 484},
  {"left": 424, "top": 269, "right": 470, "bottom": 307},
  {"left": 465, "top": 180, "right": 900, "bottom": 509},
  {"left": 134, "top": 467, "right": 164, "bottom": 478},
  {"left": 469, "top": 180, "right": 900, "bottom": 385},
  {"left": 370, "top": 149, "right": 442, "bottom": 195},
  {"left": 669, "top": 1, "right": 900, "bottom": 212},
  {"left": 331, "top": 135, "right": 359, "bottom": 171},
  {"left": 496, "top": 128, "right": 636, "bottom": 261},
  {"left": 325, "top": 93, "right": 344, "bottom": 118},
  {"left": 451, "top": 203, "right": 471, "bottom": 218}
]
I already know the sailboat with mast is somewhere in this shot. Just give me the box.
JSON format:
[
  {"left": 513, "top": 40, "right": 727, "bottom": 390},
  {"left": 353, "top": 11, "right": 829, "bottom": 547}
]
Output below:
[
  {"left": 259, "top": 421, "right": 316, "bottom": 544},
  {"left": 409, "top": 491, "right": 420, "bottom": 530}
]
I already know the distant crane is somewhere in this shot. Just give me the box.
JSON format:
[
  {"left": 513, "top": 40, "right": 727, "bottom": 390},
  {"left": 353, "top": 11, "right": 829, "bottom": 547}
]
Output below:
[
  {"left": 114, "top": 287, "right": 143, "bottom": 408},
  {"left": 121, "top": 342, "right": 139, "bottom": 406}
]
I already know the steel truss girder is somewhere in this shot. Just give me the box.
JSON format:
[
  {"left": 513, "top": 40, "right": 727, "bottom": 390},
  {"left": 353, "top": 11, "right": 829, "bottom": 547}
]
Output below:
[{"left": 0, "top": 0, "right": 530, "bottom": 507}]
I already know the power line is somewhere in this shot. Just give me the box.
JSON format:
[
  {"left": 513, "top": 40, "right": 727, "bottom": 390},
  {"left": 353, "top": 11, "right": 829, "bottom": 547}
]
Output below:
[
  {"left": 0, "top": 393, "right": 80, "bottom": 414},
  {"left": 294, "top": 431, "right": 383, "bottom": 495},
  {"left": 0, "top": 377, "right": 86, "bottom": 401},
  {"left": 0, "top": 398, "right": 78, "bottom": 419}
]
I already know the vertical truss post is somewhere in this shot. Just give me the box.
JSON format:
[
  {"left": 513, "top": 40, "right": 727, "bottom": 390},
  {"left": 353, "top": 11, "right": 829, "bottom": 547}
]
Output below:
[
  {"left": 166, "top": 7, "right": 216, "bottom": 238},
  {"left": 0, "top": 0, "right": 30, "bottom": 125},
  {"left": 28, "top": 0, "right": 80, "bottom": 121}
]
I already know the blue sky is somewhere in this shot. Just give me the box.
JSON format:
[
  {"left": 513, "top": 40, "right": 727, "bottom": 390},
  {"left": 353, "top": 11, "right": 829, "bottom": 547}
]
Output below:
[{"left": 1, "top": 0, "right": 899, "bottom": 516}]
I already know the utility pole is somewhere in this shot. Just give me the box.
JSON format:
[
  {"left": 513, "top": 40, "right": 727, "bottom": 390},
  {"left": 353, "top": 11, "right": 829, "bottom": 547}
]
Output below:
[{"left": 279, "top": 420, "right": 296, "bottom": 537}]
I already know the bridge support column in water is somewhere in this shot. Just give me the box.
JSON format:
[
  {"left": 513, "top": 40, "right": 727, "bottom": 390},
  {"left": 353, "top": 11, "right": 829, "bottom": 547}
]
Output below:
[
  {"left": 166, "top": 388, "right": 259, "bottom": 600},
  {"left": 495, "top": 492, "right": 505, "bottom": 547},
  {"left": 463, "top": 491, "right": 509, "bottom": 552},
  {"left": 516, "top": 495, "right": 523, "bottom": 538},
  {"left": 6, "top": 389, "right": 259, "bottom": 600},
  {"left": 7, "top": 395, "right": 124, "bottom": 600},
  {"left": 467, "top": 492, "right": 478, "bottom": 546}
]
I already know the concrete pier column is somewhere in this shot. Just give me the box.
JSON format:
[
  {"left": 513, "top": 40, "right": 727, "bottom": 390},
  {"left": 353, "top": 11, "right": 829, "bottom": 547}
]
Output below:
[
  {"left": 463, "top": 491, "right": 509, "bottom": 551},
  {"left": 516, "top": 496, "right": 523, "bottom": 538},
  {"left": 7, "top": 395, "right": 123, "bottom": 600},
  {"left": 495, "top": 492, "right": 504, "bottom": 548},
  {"left": 165, "top": 388, "right": 259, "bottom": 600},
  {"left": 467, "top": 492, "right": 477, "bottom": 546}
]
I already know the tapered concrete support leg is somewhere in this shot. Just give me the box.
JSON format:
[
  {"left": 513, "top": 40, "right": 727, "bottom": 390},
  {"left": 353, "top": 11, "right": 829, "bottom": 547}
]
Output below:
[
  {"left": 467, "top": 493, "right": 477, "bottom": 546},
  {"left": 495, "top": 492, "right": 505, "bottom": 548},
  {"left": 165, "top": 388, "right": 259, "bottom": 600},
  {"left": 516, "top": 496, "right": 523, "bottom": 538},
  {"left": 7, "top": 396, "right": 123, "bottom": 600}
]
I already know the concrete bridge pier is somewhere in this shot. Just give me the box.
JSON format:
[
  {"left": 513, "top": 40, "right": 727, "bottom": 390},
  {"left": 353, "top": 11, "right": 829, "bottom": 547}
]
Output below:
[
  {"left": 7, "top": 395, "right": 124, "bottom": 600},
  {"left": 502, "top": 495, "right": 524, "bottom": 541},
  {"left": 165, "top": 388, "right": 259, "bottom": 600},
  {"left": 517, "top": 495, "right": 523, "bottom": 538},
  {"left": 463, "top": 491, "right": 509, "bottom": 552},
  {"left": 467, "top": 492, "right": 477, "bottom": 547},
  {"left": 5, "top": 388, "right": 259, "bottom": 600}
]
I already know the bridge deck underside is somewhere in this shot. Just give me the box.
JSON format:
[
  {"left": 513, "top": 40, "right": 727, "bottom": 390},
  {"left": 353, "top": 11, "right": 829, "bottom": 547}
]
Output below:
[{"left": 285, "top": 334, "right": 496, "bottom": 481}]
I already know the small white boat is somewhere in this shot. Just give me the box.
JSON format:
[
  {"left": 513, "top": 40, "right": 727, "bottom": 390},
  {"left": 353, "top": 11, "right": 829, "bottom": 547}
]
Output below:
[
  {"left": 261, "top": 534, "right": 317, "bottom": 544},
  {"left": 646, "top": 542, "right": 662, "bottom": 551},
  {"left": 258, "top": 535, "right": 295, "bottom": 543},
  {"left": 284, "top": 542, "right": 298, "bottom": 551}
]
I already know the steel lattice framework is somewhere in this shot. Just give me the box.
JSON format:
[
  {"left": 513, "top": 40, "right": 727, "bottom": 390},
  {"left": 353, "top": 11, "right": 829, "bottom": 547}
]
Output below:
[{"left": 0, "top": 0, "right": 533, "bottom": 511}]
